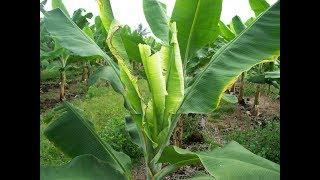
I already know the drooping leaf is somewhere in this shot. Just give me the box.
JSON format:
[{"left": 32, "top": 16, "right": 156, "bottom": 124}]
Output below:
[
  {"left": 97, "top": 0, "right": 114, "bottom": 31},
  {"left": 159, "top": 141, "right": 280, "bottom": 180},
  {"left": 107, "top": 21, "right": 130, "bottom": 64},
  {"left": 44, "top": 9, "right": 122, "bottom": 90},
  {"left": 40, "top": 155, "right": 126, "bottom": 180},
  {"left": 249, "top": 0, "right": 270, "bottom": 16},
  {"left": 51, "top": 0, "right": 69, "bottom": 17},
  {"left": 230, "top": 16, "right": 246, "bottom": 35},
  {"left": 171, "top": 0, "right": 222, "bottom": 62},
  {"left": 218, "top": 21, "right": 235, "bottom": 41},
  {"left": 44, "top": 102, "right": 131, "bottom": 175},
  {"left": 179, "top": 1, "right": 280, "bottom": 113},
  {"left": 125, "top": 116, "right": 142, "bottom": 148},
  {"left": 44, "top": 9, "right": 117, "bottom": 68},
  {"left": 88, "top": 66, "right": 124, "bottom": 93},
  {"left": 143, "top": 0, "right": 169, "bottom": 44}
]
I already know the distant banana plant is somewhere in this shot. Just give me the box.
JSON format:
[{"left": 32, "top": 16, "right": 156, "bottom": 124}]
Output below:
[
  {"left": 41, "top": 0, "right": 98, "bottom": 99},
  {"left": 41, "top": 0, "right": 280, "bottom": 179},
  {"left": 247, "top": 59, "right": 280, "bottom": 116}
]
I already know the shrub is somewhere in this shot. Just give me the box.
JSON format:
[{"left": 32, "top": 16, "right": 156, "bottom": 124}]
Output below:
[{"left": 225, "top": 119, "right": 280, "bottom": 163}]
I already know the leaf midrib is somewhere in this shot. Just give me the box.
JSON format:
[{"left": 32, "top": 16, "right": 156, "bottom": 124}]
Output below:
[
  {"left": 184, "top": 0, "right": 202, "bottom": 63},
  {"left": 178, "top": 3, "right": 275, "bottom": 113}
]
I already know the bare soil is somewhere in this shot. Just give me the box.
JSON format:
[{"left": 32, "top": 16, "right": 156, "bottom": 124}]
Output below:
[{"left": 40, "top": 79, "right": 86, "bottom": 112}]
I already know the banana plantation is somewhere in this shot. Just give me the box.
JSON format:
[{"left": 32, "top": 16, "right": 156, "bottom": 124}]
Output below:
[{"left": 40, "top": 0, "right": 280, "bottom": 179}]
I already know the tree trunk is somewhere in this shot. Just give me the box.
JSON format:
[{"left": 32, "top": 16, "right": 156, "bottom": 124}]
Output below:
[
  {"left": 59, "top": 70, "right": 66, "bottom": 101},
  {"left": 172, "top": 115, "right": 184, "bottom": 147},
  {"left": 251, "top": 84, "right": 261, "bottom": 116},
  {"left": 82, "top": 65, "right": 89, "bottom": 83},
  {"left": 238, "top": 73, "right": 245, "bottom": 105}
]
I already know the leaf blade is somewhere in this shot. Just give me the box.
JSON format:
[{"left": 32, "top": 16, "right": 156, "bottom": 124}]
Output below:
[{"left": 179, "top": 1, "right": 280, "bottom": 113}]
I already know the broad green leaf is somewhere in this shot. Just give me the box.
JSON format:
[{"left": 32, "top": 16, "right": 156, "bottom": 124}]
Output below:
[
  {"left": 44, "top": 9, "right": 118, "bottom": 70},
  {"left": 97, "top": 0, "right": 114, "bottom": 31},
  {"left": 88, "top": 66, "right": 124, "bottom": 94},
  {"left": 120, "top": 26, "right": 145, "bottom": 62},
  {"left": 107, "top": 22, "right": 145, "bottom": 64},
  {"left": 93, "top": 16, "right": 108, "bottom": 49},
  {"left": 172, "top": 0, "right": 222, "bottom": 62},
  {"left": 52, "top": 0, "right": 69, "bottom": 17},
  {"left": 162, "top": 22, "right": 184, "bottom": 130},
  {"left": 179, "top": 1, "right": 280, "bottom": 113},
  {"left": 143, "top": 0, "right": 169, "bottom": 44},
  {"left": 230, "top": 16, "right": 246, "bottom": 35},
  {"left": 44, "top": 102, "right": 131, "bottom": 175},
  {"left": 139, "top": 44, "right": 167, "bottom": 135},
  {"left": 107, "top": 21, "right": 130, "bottom": 66},
  {"left": 125, "top": 116, "right": 142, "bottom": 148},
  {"left": 222, "top": 93, "right": 238, "bottom": 104},
  {"left": 40, "top": 155, "right": 126, "bottom": 180},
  {"left": 159, "top": 141, "right": 280, "bottom": 180},
  {"left": 249, "top": 0, "right": 270, "bottom": 16},
  {"left": 198, "top": 141, "right": 280, "bottom": 179},
  {"left": 158, "top": 146, "right": 199, "bottom": 164},
  {"left": 218, "top": 21, "right": 235, "bottom": 41}
]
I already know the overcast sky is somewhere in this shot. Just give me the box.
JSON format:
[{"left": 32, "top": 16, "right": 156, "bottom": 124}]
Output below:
[{"left": 41, "top": 0, "right": 277, "bottom": 30}]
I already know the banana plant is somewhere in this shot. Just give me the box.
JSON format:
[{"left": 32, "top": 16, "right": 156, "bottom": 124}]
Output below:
[
  {"left": 41, "top": 0, "right": 280, "bottom": 179},
  {"left": 247, "top": 59, "right": 280, "bottom": 116}
]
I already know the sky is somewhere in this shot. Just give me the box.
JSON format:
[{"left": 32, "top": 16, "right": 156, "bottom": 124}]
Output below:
[{"left": 41, "top": 0, "right": 278, "bottom": 30}]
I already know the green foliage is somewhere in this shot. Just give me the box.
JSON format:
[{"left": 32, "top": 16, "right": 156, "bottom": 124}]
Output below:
[
  {"left": 74, "top": 86, "right": 143, "bottom": 160},
  {"left": 99, "top": 117, "right": 143, "bottom": 161},
  {"left": 41, "top": 86, "right": 142, "bottom": 166},
  {"left": 41, "top": 0, "right": 280, "bottom": 179},
  {"left": 225, "top": 119, "right": 280, "bottom": 164},
  {"left": 40, "top": 120, "right": 71, "bottom": 166},
  {"left": 41, "top": 154, "right": 126, "bottom": 180},
  {"left": 210, "top": 101, "right": 237, "bottom": 119}
]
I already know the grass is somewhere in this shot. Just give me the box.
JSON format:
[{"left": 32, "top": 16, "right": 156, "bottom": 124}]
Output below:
[
  {"left": 224, "top": 118, "right": 280, "bottom": 163},
  {"left": 210, "top": 100, "right": 237, "bottom": 121},
  {"left": 40, "top": 117, "right": 70, "bottom": 165},
  {"left": 40, "top": 84, "right": 142, "bottom": 166},
  {"left": 244, "top": 80, "right": 279, "bottom": 100}
]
